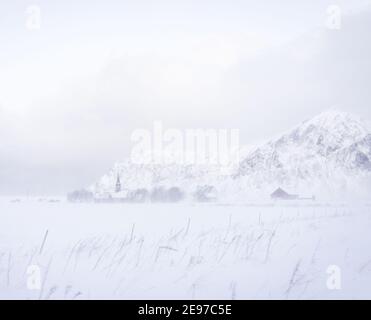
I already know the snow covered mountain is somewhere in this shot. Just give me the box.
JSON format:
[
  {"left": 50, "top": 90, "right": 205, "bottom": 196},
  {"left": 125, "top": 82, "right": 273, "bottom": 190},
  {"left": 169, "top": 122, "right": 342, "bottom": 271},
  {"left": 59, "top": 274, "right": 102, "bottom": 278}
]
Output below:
[
  {"left": 235, "top": 110, "right": 371, "bottom": 198},
  {"left": 90, "top": 110, "right": 371, "bottom": 201}
]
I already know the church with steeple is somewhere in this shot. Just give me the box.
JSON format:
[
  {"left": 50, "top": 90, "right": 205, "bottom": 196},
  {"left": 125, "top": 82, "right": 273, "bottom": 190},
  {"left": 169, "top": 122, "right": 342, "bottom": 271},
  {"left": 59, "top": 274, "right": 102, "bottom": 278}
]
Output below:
[{"left": 115, "top": 174, "right": 121, "bottom": 193}]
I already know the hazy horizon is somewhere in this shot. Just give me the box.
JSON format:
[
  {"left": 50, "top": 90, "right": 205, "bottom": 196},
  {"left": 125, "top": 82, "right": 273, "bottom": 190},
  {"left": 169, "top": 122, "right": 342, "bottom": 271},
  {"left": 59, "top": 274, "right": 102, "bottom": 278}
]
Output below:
[{"left": 1, "top": 1, "right": 371, "bottom": 195}]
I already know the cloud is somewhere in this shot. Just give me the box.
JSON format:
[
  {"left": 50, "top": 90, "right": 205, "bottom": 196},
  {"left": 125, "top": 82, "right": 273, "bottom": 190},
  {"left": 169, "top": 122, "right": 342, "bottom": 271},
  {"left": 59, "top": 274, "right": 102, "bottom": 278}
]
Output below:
[{"left": 1, "top": 4, "right": 371, "bottom": 194}]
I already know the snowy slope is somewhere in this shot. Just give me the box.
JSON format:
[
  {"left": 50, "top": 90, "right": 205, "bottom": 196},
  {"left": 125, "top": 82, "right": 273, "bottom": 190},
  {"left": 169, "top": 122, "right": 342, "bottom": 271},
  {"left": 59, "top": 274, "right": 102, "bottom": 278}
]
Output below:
[
  {"left": 91, "top": 110, "right": 371, "bottom": 201},
  {"left": 235, "top": 110, "right": 371, "bottom": 198}
]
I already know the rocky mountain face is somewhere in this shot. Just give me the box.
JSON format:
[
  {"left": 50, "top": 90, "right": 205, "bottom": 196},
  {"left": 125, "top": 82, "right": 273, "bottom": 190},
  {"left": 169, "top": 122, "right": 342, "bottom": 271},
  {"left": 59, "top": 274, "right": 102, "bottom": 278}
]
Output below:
[
  {"left": 90, "top": 111, "right": 371, "bottom": 201},
  {"left": 235, "top": 111, "right": 371, "bottom": 192}
]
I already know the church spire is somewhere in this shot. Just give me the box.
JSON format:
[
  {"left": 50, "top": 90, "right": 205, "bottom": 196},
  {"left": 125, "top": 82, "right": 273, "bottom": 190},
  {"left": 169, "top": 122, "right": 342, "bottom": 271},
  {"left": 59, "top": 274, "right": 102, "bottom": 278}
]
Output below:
[{"left": 115, "top": 174, "right": 121, "bottom": 193}]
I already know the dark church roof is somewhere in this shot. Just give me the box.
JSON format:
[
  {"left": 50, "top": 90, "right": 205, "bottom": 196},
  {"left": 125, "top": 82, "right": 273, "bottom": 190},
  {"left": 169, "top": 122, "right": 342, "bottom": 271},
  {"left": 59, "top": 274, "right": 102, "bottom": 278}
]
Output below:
[
  {"left": 271, "top": 187, "right": 299, "bottom": 200},
  {"left": 271, "top": 187, "right": 288, "bottom": 197}
]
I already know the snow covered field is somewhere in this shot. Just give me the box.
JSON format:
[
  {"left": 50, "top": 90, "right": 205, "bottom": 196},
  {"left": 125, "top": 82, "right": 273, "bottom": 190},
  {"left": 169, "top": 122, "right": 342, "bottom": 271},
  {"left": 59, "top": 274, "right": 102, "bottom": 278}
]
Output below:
[{"left": 1, "top": 198, "right": 371, "bottom": 300}]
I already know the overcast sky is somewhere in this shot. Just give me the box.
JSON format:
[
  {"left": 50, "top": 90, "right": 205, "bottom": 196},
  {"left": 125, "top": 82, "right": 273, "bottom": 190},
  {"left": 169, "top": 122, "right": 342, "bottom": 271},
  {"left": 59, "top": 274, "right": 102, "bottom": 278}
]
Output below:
[{"left": 1, "top": 0, "right": 371, "bottom": 195}]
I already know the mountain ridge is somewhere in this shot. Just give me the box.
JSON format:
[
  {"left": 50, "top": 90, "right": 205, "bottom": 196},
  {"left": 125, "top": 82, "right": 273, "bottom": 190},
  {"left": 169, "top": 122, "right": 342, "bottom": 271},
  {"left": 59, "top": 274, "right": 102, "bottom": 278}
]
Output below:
[{"left": 90, "top": 110, "right": 371, "bottom": 201}]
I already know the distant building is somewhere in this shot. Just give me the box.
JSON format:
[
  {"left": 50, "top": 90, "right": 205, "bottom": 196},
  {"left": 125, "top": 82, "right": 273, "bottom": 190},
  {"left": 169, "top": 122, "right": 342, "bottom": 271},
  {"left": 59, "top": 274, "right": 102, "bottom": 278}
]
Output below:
[
  {"left": 115, "top": 175, "right": 121, "bottom": 193},
  {"left": 270, "top": 187, "right": 299, "bottom": 200},
  {"left": 193, "top": 185, "right": 218, "bottom": 202}
]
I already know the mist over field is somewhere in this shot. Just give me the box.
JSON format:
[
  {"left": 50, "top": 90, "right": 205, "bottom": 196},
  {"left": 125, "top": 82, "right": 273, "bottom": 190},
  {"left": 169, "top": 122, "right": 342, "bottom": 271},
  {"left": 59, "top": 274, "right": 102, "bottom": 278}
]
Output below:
[
  {"left": 2, "top": 199, "right": 371, "bottom": 300},
  {"left": 1, "top": 1, "right": 371, "bottom": 300}
]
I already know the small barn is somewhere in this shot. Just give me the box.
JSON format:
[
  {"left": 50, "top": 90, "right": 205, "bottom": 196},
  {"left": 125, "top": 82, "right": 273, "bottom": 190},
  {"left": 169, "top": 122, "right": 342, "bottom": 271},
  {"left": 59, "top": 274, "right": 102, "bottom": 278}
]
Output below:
[{"left": 270, "top": 187, "right": 299, "bottom": 200}]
